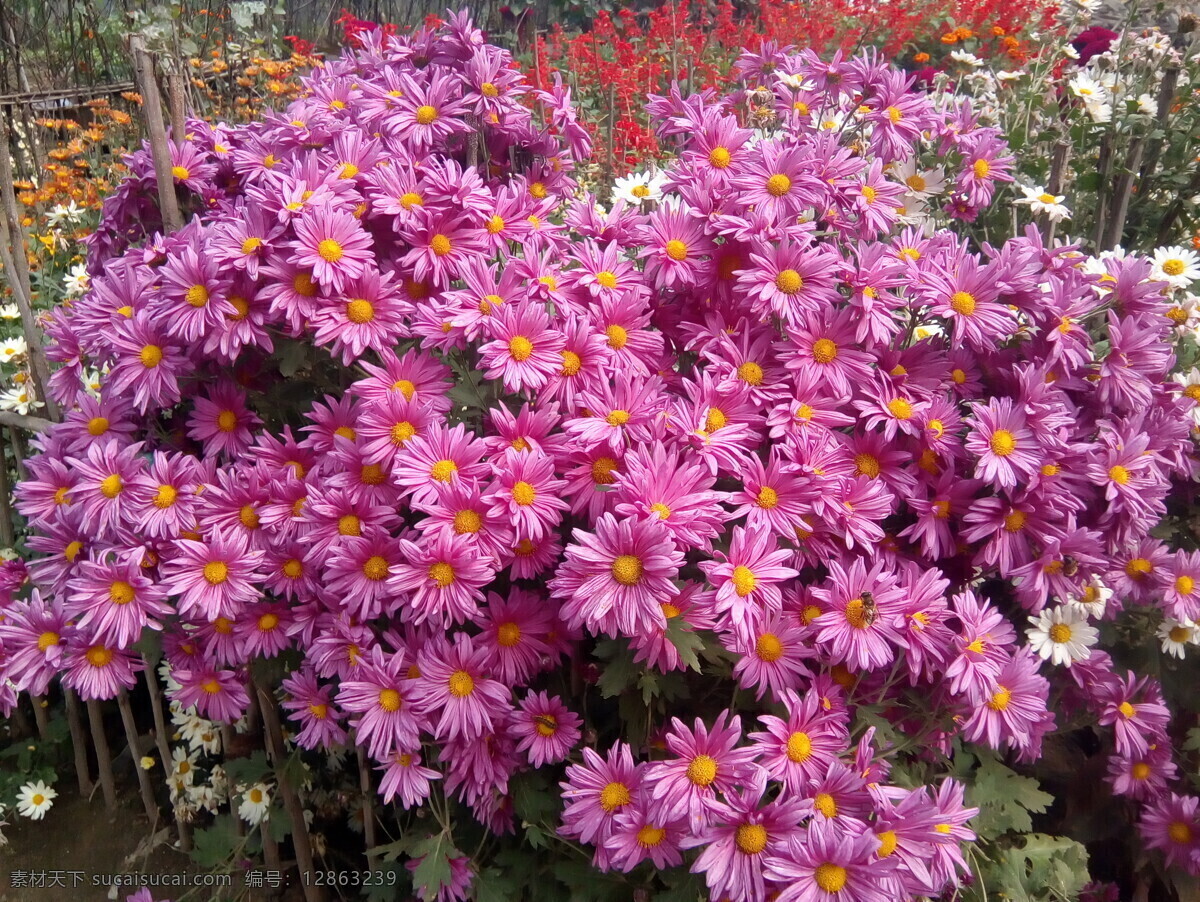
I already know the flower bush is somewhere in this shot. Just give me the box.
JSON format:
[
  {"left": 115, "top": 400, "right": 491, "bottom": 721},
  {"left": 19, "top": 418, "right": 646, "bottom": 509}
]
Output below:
[{"left": 4, "top": 8, "right": 1200, "bottom": 902}]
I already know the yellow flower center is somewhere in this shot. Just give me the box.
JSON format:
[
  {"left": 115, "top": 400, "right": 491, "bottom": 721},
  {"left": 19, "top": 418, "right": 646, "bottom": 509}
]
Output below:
[
  {"left": 861, "top": 185, "right": 877, "bottom": 203},
  {"left": 854, "top": 453, "right": 881, "bottom": 479},
  {"left": 480, "top": 81, "right": 499, "bottom": 97},
  {"left": 775, "top": 268, "right": 803, "bottom": 294},
  {"left": 637, "top": 824, "right": 666, "bottom": 846},
  {"left": 665, "top": 239, "right": 688, "bottom": 261},
  {"left": 766, "top": 173, "right": 792, "bottom": 196},
  {"left": 429, "top": 562, "right": 456, "bottom": 587},
  {"left": 363, "top": 555, "right": 389, "bottom": 581},
  {"left": 86, "top": 645, "right": 113, "bottom": 668},
  {"left": 560, "top": 350, "right": 583, "bottom": 376},
  {"left": 755, "top": 632, "right": 783, "bottom": 662},
  {"left": 64, "top": 541, "right": 83, "bottom": 561},
  {"left": 786, "top": 731, "right": 812, "bottom": 763},
  {"left": 649, "top": 502, "right": 671, "bottom": 520},
  {"left": 185, "top": 284, "right": 209, "bottom": 308},
  {"left": 1126, "top": 558, "right": 1153, "bottom": 579},
  {"left": 509, "top": 335, "right": 534, "bottom": 361},
  {"left": 140, "top": 344, "right": 163, "bottom": 368},
  {"left": 240, "top": 236, "right": 262, "bottom": 255},
  {"left": 592, "top": 457, "right": 619, "bottom": 484},
  {"left": 1170, "top": 821, "right": 1193, "bottom": 844},
  {"left": 950, "top": 291, "right": 977, "bottom": 316},
  {"left": 415, "top": 105, "right": 438, "bottom": 125},
  {"left": 814, "top": 792, "right": 838, "bottom": 817},
  {"left": 906, "top": 174, "right": 927, "bottom": 192},
  {"left": 755, "top": 486, "right": 779, "bottom": 509},
  {"left": 973, "top": 159, "right": 990, "bottom": 178},
  {"left": 430, "top": 459, "right": 458, "bottom": 483},
  {"left": 390, "top": 422, "right": 416, "bottom": 445},
  {"left": 735, "top": 823, "right": 769, "bottom": 854},
  {"left": 378, "top": 688, "right": 402, "bottom": 712},
  {"left": 1131, "top": 761, "right": 1152, "bottom": 780},
  {"left": 1177, "top": 575, "right": 1195, "bottom": 596},
  {"left": 100, "top": 474, "right": 123, "bottom": 498},
  {"left": 738, "top": 361, "right": 764, "bottom": 385},
  {"left": 497, "top": 622, "right": 521, "bottom": 647},
  {"left": 631, "top": 185, "right": 650, "bottom": 198},
  {"left": 599, "top": 782, "right": 631, "bottom": 812},
  {"left": 216, "top": 410, "right": 239, "bottom": 432},
  {"left": 607, "top": 409, "right": 631, "bottom": 426},
  {"left": 1163, "top": 259, "right": 1186, "bottom": 277},
  {"left": 109, "top": 580, "right": 135, "bottom": 605},
  {"left": 1048, "top": 623, "right": 1072, "bottom": 643},
  {"left": 812, "top": 338, "right": 838, "bottom": 363},
  {"left": 887, "top": 398, "right": 913, "bottom": 419},
  {"left": 239, "top": 505, "right": 260, "bottom": 529},
  {"left": 1003, "top": 510, "right": 1027, "bottom": 532},
  {"left": 293, "top": 272, "right": 318, "bottom": 297},
  {"left": 611, "top": 555, "right": 643, "bottom": 586},
  {"left": 283, "top": 559, "right": 304, "bottom": 579},
  {"left": 708, "top": 146, "right": 731, "bottom": 168},
  {"left": 990, "top": 429, "right": 1016, "bottom": 456},
  {"left": 171, "top": 165, "right": 190, "bottom": 180},
  {"left": 1108, "top": 465, "right": 1130, "bottom": 485},
  {"left": 815, "top": 863, "right": 847, "bottom": 893},
  {"left": 845, "top": 598, "right": 870, "bottom": 629},
  {"left": 430, "top": 234, "right": 452, "bottom": 257},
  {"left": 987, "top": 686, "right": 1012, "bottom": 711},
  {"left": 732, "top": 565, "right": 757, "bottom": 597},
  {"left": 1119, "top": 701, "right": 1136, "bottom": 719},
  {"left": 258, "top": 613, "right": 279, "bottom": 631},
  {"left": 453, "top": 509, "right": 482, "bottom": 534},
  {"left": 317, "top": 238, "right": 344, "bottom": 263},
  {"left": 203, "top": 561, "right": 229, "bottom": 585},
  {"left": 686, "top": 754, "right": 718, "bottom": 787},
  {"left": 511, "top": 481, "right": 536, "bottom": 506},
  {"left": 448, "top": 670, "right": 475, "bottom": 697},
  {"left": 347, "top": 299, "right": 374, "bottom": 323},
  {"left": 705, "top": 407, "right": 727, "bottom": 431},
  {"left": 605, "top": 324, "right": 628, "bottom": 349}
]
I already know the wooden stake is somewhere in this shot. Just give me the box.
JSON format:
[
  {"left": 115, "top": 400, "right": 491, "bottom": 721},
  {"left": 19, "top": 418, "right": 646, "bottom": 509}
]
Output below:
[
  {"left": 142, "top": 661, "right": 192, "bottom": 851},
  {"left": 356, "top": 745, "right": 377, "bottom": 867},
  {"left": 86, "top": 698, "right": 117, "bottom": 809},
  {"left": 30, "top": 693, "right": 48, "bottom": 739},
  {"left": 129, "top": 36, "right": 181, "bottom": 232},
  {"left": 0, "top": 115, "right": 60, "bottom": 422},
  {"left": 0, "top": 428, "right": 15, "bottom": 549},
  {"left": 117, "top": 689, "right": 159, "bottom": 824},
  {"left": 64, "top": 687, "right": 93, "bottom": 796},
  {"left": 258, "top": 683, "right": 326, "bottom": 902}
]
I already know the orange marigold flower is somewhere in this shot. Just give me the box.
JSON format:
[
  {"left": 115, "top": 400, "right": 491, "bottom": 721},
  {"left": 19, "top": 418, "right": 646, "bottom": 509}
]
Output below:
[
  {"left": 992, "top": 25, "right": 1007, "bottom": 36},
  {"left": 941, "top": 32, "right": 958, "bottom": 44},
  {"left": 914, "top": 52, "right": 931, "bottom": 63}
]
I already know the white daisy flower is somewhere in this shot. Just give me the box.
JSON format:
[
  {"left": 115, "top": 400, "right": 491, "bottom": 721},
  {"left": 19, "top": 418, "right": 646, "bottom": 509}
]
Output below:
[
  {"left": 811, "top": 108, "right": 849, "bottom": 132},
  {"left": 1172, "top": 368, "right": 1200, "bottom": 426},
  {"left": 1014, "top": 185, "right": 1071, "bottom": 223},
  {"left": 1150, "top": 246, "right": 1200, "bottom": 289},
  {"left": 996, "top": 70, "right": 1026, "bottom": 84},
  {"left": 778, "top": 72, "right": 815, "bottom": 91},
  {"left": 0, "top": 337, "right": 28, "bottom": 363},
  {"left": 237, "top": 783, "right": 272, "bottom": 825},
  {"left": 15, "top": 781, "right": 56, "bottom": 820},
  {"left": 612, "top": 171, "right": 666, "bottom": 207},
  {"left": 45, "top": 201, "right": 82, "bottom": 228},
  {"left": 1027, "top": 605, "right": 1099, "bottom": 666},
  {"left": 1137, "top": 93, "right": 1158, "bottom": 115},
  {"left": 949, "top": 50, "right": 983, "bottom": 67},
  {"left": 0, "top": 386, "right": 41, "bottom": 416},
  {"left": 0, "top": 304, "right": 19, "bottom": 321},
  {"left": 893, "top": 158, "right": 946, "bottom": 198},
  {"left": 1068, "top": 579, "right": 1114, "bottom": 619},
  {"left": 1069, "top": 73, "right": 1109, "bottom": 103},
  {"left": 63, "top": 264, "right": 90, "bottom": 298},
  {"left": 171, "top": 746, "right": 199, "bottom": 785},
  {"left": 1157, "top": 618, "right": 1197, "bottom": 659}
]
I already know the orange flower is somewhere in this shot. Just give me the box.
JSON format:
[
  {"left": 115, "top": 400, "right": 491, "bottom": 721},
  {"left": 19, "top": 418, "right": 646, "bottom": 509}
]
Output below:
[
  {"left": 940, "top": 32, "right": 958, "bottom": 44},
  {"left": 992, "top": 25, "right": 1006, "bottom": 36},
  {"left": 914, "top": 52, "right": 930, "bottom": 63},
  {"left": 121, "top": 91, "right": 143, "bottom": 105}
]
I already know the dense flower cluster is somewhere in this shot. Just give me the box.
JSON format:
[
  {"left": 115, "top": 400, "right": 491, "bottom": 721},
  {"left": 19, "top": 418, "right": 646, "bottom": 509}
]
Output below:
[{"left": 6, "top": 10, "right": 1200, "bottom": 900}]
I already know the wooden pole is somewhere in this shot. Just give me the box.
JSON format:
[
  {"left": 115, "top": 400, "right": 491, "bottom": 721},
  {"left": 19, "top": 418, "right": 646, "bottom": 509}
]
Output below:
[
  {"left": 117, "top": 689, "right": 159, "bottom": 824},
  {"left": 64, "top": 687, "right": 94, "bottom": 796},
  {"left": 356, "top": 745, "right": 377, "bottom": 867},
  {"left": 257, "top": 683, "right": 326, "bottom": 902},
  {"left": 30, "top": 694, "right": 49, "bottom": 739},
  {"left": 85, "top": 698, "right": 117, "bottom": 809},
  {"left": 0, "top": 428, "right": 15, "bottom": 549},
  {"left": 141, "top": 661, "right": 193, "bottom": 851},
  {"left": 129, "top": 36, "right": 181, "bottom": 232}
]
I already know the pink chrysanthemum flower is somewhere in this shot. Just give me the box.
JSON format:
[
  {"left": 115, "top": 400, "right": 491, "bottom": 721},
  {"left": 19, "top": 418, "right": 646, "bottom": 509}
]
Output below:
[
  {"left": 186, "top": 382, "right": 262, "bottom": 459},
  {"left": 393, "top": 422, "right": 488, "bottom": 507},
  {"left": 764, "top": 819, "right": 895, "bottom": 902},
  {"left": 159, "top": 530, "right": 264, "bottom": 621},
  {"left": 646, "top": 712, "right": 762, "bottom": 827},
  {"left": 280, "top": 667, "right": 348, "bottom": 751},
  {"left": 377, "top": 749, "right": 441, "bottom": 809},
  {"left": 104, "top": 319, "right": 189, "bottom": 412},
  {"left": 964, "top": 398, "right": 1040, "bottom": 491},
  {"left": 960, "top": 647, "right": 1054, "bottom": 760},
  {"left": 409, "top": 634, "right": 510, "bottom": 742},
  {"left": 0, "top": 591, "right": 71, "bottom": 696},
  {"left": 738, "top": 238, "right": 841, "bottom": 327},
  {"left": 173, "top": 666, "right": 250, "bottom": 722},
  {"left": 67, "top": 439, "right": 146, "bottom": 539},
  {"left": 552, "top": 512, "right": 685, "bottom": 639},
  {"left": 484, "top": 449, "right": 569, "bottom": 544},
  {"left": 750, "top": 689, "right": 848, "bottom": 795},
  {"left": 602, "top": 806, "right": 686, "bottom": 873},
  {"left": 389, "top": 530, "right": 497, "bottom": 628},
  {"left": 514, "top": 691, "right": 582, "bottom": 767},
  {"left": 810, "top": 557, "right": 906, "bottom": 672},
  {"left": 324, "top": 534, "right": 402, "bottom": 621},
  {"left": 1140, "top": 792, "right": 1200, "bottom": 872},
  {"left": 288, "top": 206, "right": 374, "bottom": 292},
  {"left": 63, "top": 639, "right": 141, "bottom": 700},
  {"left": 730, "top": 614, "right": 813, "bottom": 701},
  {"left": 67, "top": 551, "right": 172, "bottom": 648},
  {"left": 337, "top": 645, "right": 423, "bottom": 761},
  {"left": 310, "top": 268, "right": 410, "bottom": 365},
  {"left": 475, "top": 589, "right": 555, "bottom": 685},
  {"left": 479, "top": 302, "right": 566, "bottom": 393},
  {"left": 700, "top": 526, "right": 799, "bottom": 640},
  {"left": 559, "top": 742, "right": 643, "bottom": 846}
]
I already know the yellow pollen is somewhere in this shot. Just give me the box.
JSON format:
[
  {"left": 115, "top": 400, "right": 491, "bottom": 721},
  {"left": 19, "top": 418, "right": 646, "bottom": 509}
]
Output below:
[
  {"left": 887, "top": 398, "right": 913, "bottom": 419},
  {"left": 950, "top": 291, "right": 977, "bottom": 316},
  {"left": 453, "top": 509, "right": 482, "bottom": 534},
  {"left": 241, "top": 236, "right": 262, "bottom": 255},
  {"left": 599, "top": 782, "right": 631, "bottom": 812},
  {"left": 735, "top": 824, "right": 769, "bottom": 855},
  {"left": 282, "top": 559, "right": 304, "bottom": 579},
  {"left": 687, "top": 755, "right": 718, "bottom": 787},
  {"left": 755, "top": 486, "right": 779, "bottom": 509},
  {"left": 87, "top": 645, "right": 113, "bottom": 667},
  {"left": 932, "top": 500, "right": 951, "bottom": 519},
  {"left": 292, "top": 272, "right": 318, "bottom": 297},
  {"left": 480, "top": 82, "right": 499, "bottom": 97},
  {"left": 1177, "top": 575, "right": 1195, "bottom": 596},
  {"left": 109, "top": 581, "right": 135, "bottom": 605},
  {"left": 1170, "top": 822, "right": 1193, "bottom": 844},
  {"left": 766, "top": 173, "right": 791, "bottom": 196},
  {"left": 347, "top": 299, "right": 374, "bottom": 323},
  {"left": 1048, "top": 623, "right": 1072, "bottom": 643},
  {"left": 64, "top": 541, "right": 83, "bottom": 562},
  {"left": 665, "top": 239, "right": 688, "bottom": 261},
  {"left": 815, "top": 863, "right": 847, "bottom": 893},
  {"left": 637, "top": 824, "right": 666, "bottom": 847},
  {"left": 814, "top": 792, "right": 838, "bottom": 818},
  {"left": 511, "top": 481, "right": 536, "bottom": 506},
  {"left": 430, "top": 459, "right": 458, "bottom": 483},
  {"left": 662, "top": 602, "right": 681, "bottom": 619},
  {"left": 171, "top": 165, "right": 190, "bottom": 180},
  {"left": 534, "top": 713, "right": 557, "bottom": 736},
  {"left": 258, "top": 612, "right": 279, "bottom": 631},
  {"left": 708, "top": 146, "right": 731, "bottom": 168},
  {"left": 1126, "top": 558, "right": 1153, "bottom": 579},
  {"left": 1163, "top": 259, "right": 1187, "bottom": 277},
  {"left": 591, "top": 457, "right": 619, "bottom": 485},
  {"left": 338, "top": 514, "right": 362, "bottom": 536},
  {"left": 203, "top": 561, "right": 229, "bottom": 585},
  {"left": 732, "top": 565, "right": 757, "bottom": 597},
  {"left": 200, "top": 679, "right": 221, "bottom": 694},
  {"left": 497, "top": 622, "right": 521, "bottom": 647},
  {"left": 362, "top": 555, "right": 389, "bottom": 580},
  {"left": 390, "top": 422, "right": 416, "bottom": 445},
  {"left": 37, "top": 631, "right": 60, "bottom": 652},
  {"left": 317, "top": 239, "right": 344, "bottom": 263},
  {"left": 529, "top": 182, "right": 548, "bottom": 199},
  {"left": 429, "top": 562, "right": 456, "bottom": 587},
  {"left": 228, "top": 296, "right": 249, "bottom": 320},
  {"left": 906, "top": 174, "right": 927, "bottom": 192},
  {"left": 861, "top": 185, "right": 877, "bottom": 203},
  {"left": 1119, "top": 701, "right": 1136, "bottom": 719},
  {"left": 606, "top": 324, "right": 628, "bottom": 349},
  {"left": 334, "top": 426, "right": 356, "bottom": 441},
  {"left": 99, "top": 474, "right": 123, "bottom": 498},
  {"left": 415, "top": 105, "right": 438, "bottom": 124},
  {"left": 239, "top": 505, "right": 260, "bottom": 529},
  {"left": 854, "top": 454, "right": 881, "bottom": 479},
  {"left": 1131, "top": 761, "right": 1152, "bottom": 780},
  {"left": 775, "top": 269, "right": 803, "bottom": 294},
  {"left": 611, "top": 555, "right": 643, "bottom": 586},
  {"left": 399, "top": 191, "right": 423, "bottom": 210},
  {"left": 786, "top": 731, "right": 812, "bottom": 763},
  {"left": 705, "top": 407, "right": 727, "bottom": 431},
  {"left": 448, "top": 670, "right": 475, "bottom": 697},
  {"left": 989, "top": 429, "right": 1016, "bottom": 456},
  {"left": 140, "top": 344, "right": 163, "bottom": 368},
  {"left": 393, "top": 379, "right": 417, "bottom": 400},
  {"left": 755, "top": 632, "right": 783, "bottom": 662},
  {"left": 185, "top": 284, "right": 209, "bottom": 308},
  {"left": 845, "top": 598, "right": 870, "bottom": 629},
  {"left": 560, "top": 350, "right": 582, "bottom": 376},
  {"left": 812, "top": 338, "right": 838, "bottom": 363},
  {"left": 877, "top": 830, "right": 898, "bottom": 857},
  {"left": 378, "top": 688, "right": 402, "bottom": 712},
  {"left": 1003, "top": 510, "right": 1026, "bottom": 532},
  {"left": 607, "top": 409, "right": 631, "bottom": 426},
  {"left": 509, "top": 335, "right": 534, "bottom": 361},
  {"left": 973, "top": 159, "right": 990, "bottom": 178},
  {"left": 988, "top": 686, "right": 1012, "bottom": 711},
  {"left": 631, "top": 185, "right": 650, "bottom": 198},
  {"left": 430, "top": 234, "right": 452, "bottom": 256},
  {"left": 649, "top": 502, "right": 671, "bottom": 519},
  {"left": 1109, "top": 465, "right": 1130, "bottom": 485},
  {"left": 738, "top": 361, "right": 764, "bottom": 385},
  {"left": 216, "top": 410, "right": 239, "bottom": 432}
]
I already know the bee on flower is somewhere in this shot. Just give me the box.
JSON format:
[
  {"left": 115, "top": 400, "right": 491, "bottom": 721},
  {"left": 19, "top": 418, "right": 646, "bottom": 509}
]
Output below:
[{"left": 612, "top": 170, "right": 667, "bottom": 207}]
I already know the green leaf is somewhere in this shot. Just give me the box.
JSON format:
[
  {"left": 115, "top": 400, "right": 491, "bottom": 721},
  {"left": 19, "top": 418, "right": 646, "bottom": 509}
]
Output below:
[
  {"left": 362, "top": 863, "right": 405, "bottom": 902},
  {"left": 664, "top": 617, "right": 703, "bottom": 672},
  {"left": 965, "top": 752, "right": 1053, "bottom": 840},
  {"left": 411, "top": 833, "right": 461, "bottom": 902},
  {"left": 190, "top": 813, "right": 240, "bottom": 868},
  {"left": 473, "top": 867, "right": 521, "bottom": 902},
  {"left": 594, "top": 639, "right": 640, "bottom": 699},
  {"left": 367, "top": 833, "right": 424, "bottom": 862},
  {"left": 265, "top": 802, "right": 293, "bottom": 843},
  {"left": 654, "top": 869, "right": 706, "bottom": 901},
  {"left": 987, "top": 833, "right": 1090, "bottom": 902},
  {"left": 224, "top": 750, "right": 271, "bottom": 788},
  {"left": 511, "top": 769, "right": 557, "bottom": 825}
]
